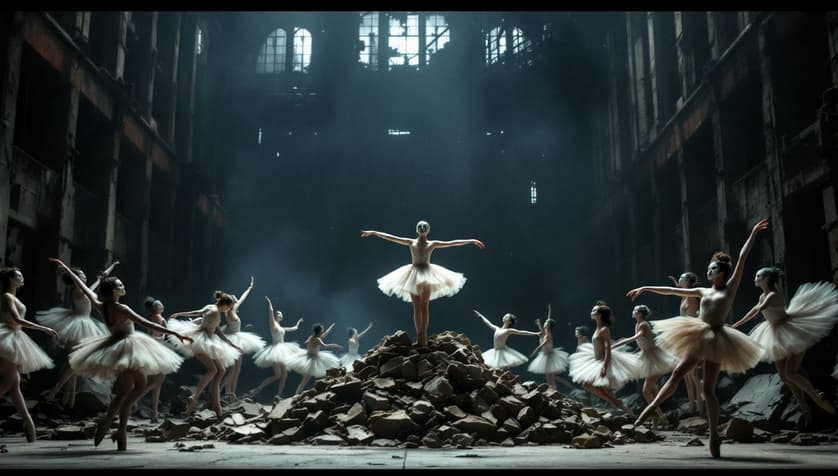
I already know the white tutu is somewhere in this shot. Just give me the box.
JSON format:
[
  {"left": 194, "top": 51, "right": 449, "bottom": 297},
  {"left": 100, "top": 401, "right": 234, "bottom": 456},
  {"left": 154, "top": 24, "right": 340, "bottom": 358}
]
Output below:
[
  {"left": 224, "top": 330, "right": 266, "bottom": 355},
  {"left": 35, "top": 307, "right": 107, "bottom": 344},
  {"left": 652, "top": 316, "right": 763, "bottom": 374},
  {"left": 568, "top": 343, "right": 639, "bottom": 390},
  {"left": 483, "top": 347, "right": 529, "bottom": 369},
  {"left": 377, "top": 263, "right": 466, "bottom": 302},
  {"left": 0, "top": 324, "right": 54, "bottom": 374},
  {"left": 527, "top": 348, "right": 569, "bottom": 374},
  {"left": 68, "top": 329, "right": 184, "bottom": 379},
  {"left": 166, "top": 319, "right": 241, "bottom": 369},
  {"left": 635, "top": 345, "right": 678, "bottom": 378},
  {"left": 253, "top": 341, "right": 303, "bottom": 368},
  {"left": 748, "top": 282, "right": 838, "bottom": 362},
  {"left": 339, "top": 351, "right": 362, "bottom": 371},
  {"left": 287, "top": 350, "right": 340, "bottom": 378}
]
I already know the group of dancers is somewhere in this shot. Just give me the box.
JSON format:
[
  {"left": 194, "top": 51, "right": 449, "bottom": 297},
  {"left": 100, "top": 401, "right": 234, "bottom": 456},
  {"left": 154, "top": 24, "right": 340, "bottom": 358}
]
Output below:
[
  {"left": 361, "top": 218, "right": 838, "bottom": 458},
  {"left": 1, "top": 218, "right": 837, "bottom": 457}
]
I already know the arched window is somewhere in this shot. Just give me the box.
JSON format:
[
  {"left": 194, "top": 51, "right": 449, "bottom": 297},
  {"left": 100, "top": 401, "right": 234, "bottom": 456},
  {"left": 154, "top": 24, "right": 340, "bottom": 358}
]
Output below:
[
  {"left": 359, "top": 12, "right": 379, "bottom": 70},
  {"left": 256, "top": 28, "right": 286, "bottom": 73},
  {"left": 486, "top": 26, "right": 506, "bottom": 64},
  {"left": 292, "top": 28, "right": 312, "bottom": 72}
]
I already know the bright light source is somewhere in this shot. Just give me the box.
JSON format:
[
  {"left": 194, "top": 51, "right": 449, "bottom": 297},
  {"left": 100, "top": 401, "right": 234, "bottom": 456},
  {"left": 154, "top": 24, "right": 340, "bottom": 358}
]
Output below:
[
  {"left": 257, "top": 128, "right": 262, "bottom": 144},
  {"left": 485, "top": 132, "right": 492, "bottom": 136},
  {"left": 530, "top": 180, "right": 537, "bottom": 205},
  {"left": 387, "top": 129, "right": 411, "bottom": 136},
  {"left": 276, "top": 152, "right": 280, "bottom": 157}
]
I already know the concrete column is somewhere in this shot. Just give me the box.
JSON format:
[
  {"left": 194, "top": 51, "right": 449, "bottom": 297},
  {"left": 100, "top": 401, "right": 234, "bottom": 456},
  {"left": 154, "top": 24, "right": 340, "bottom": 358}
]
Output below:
[
  {"left": 756, "top": 18, "right": 786, "bottom": 267},
  {"left": 0, "top": 12, "right": 23, "bottom": 268},
  {"left": 101, "top": 115, "right": 123, "bottom": 266},
  {"left": 710, "top": 109, "right": 730, "bottom": 253},
  {"left": 676, "top": 150, "right": 692, "bottom": 270}
]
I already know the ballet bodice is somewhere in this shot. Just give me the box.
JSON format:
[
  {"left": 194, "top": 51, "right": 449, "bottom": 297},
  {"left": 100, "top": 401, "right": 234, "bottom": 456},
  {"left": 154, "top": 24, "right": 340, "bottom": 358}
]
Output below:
[
  {"left": 271, "top": 324, "right": 286, "bottom": 344},
  {"left": 635, "top": 322, "right": 654, "bottom": 351},
  {"left": 347, "top": 338, "right": 360, "bottom": 354},
  {"left": 493, "top": 327, "right": 512, "bottom": 349},
  {"left": 0, "top": 297, "right": 26, "bottom": 329},
  {"left": 72, "top": 296, "right": 92, "bottom": 316}
]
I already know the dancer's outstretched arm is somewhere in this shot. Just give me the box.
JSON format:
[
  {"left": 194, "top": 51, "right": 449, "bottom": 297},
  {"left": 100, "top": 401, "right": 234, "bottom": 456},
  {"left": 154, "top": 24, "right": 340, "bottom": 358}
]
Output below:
[
  {"left": 3, "top": 293, "right": 58, "bottom": 338},
  {"left": 473, "top": 310, "right": 498, "bottom": 331},
  {"left": 89, "top": 260, "right": 120, "bottom": 291},
  {"left": 317, "top": 337, "right": 342, "bottom": 351},
  {"left": 284, "top": 318, "right": 303, "bottom": 333},
  {"left": 509, "top": 328, "right": 541, "bottom": 337},
  {"left": 214, "top": 327, "right": 243, "bottom": 352},
  {"left": 731, "top": 292, "right": 778, "bottom": 328},
  {"left": 358, "top": 323, "right": 373, "bottom": 338},
  {"left": 121, "top": 303, "right": 192, "bottom": 343},
  {"left": 727, "top": 218, "right": 769, "bottom": 296},
  {"left": 170, "top": 305, "right": 213, "bottom": 319},
  {"left": 627, "top": 285, "right": 703, "bottom": 301},
  {"left": 50, "top": 258, "right": 104, "bottom": 310},
  {"left": 322, "top": 322, "right": 336, "bottom": 338},
  {"left": 613, "top": 329, "right": 643, "bottom": 349},
  {"left": 430, "top": 239, "right": 485, "bottom": 250},
  {"left": 234, "top": 276, "right": 255, "bottom": 311},
  {"left": 360, "top": 230, "right": 412, "bottom": 246}
]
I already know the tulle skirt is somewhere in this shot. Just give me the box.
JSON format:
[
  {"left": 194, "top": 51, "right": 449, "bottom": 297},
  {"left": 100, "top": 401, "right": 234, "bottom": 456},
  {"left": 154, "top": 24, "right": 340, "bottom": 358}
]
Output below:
[
  {"left": 68, "top": 331, "right": 184, "bottom": 379},
  {"left": 748, "top": 282, "right": 838, "bottom": 362},
  {"left": 527, "top": 348, "right": 569, "bottom": 374},
  {"left": 166, "top": 319, "right": 241, "bottom": 369},
  {"left": 224, "top": 330, "right": 266, "bottom": 355},
  {"left": 35, "top": 307, "right": 107, "bottom": 344},
  {"left": 339, "top": 351, "right": 362, "bottom": 371},
  {"left": 253, "top": 341, "right": 304, "bottom": 368},
  {"left": 286, "top": 350, "right": 340, "bottom": 378},
  {"left": 568, "top": 343, "right": 639, "bottom": 390},
  {"left": 652, "top": 317, "right": 762, "bottom": 374},
  {"left": 0, "top": 324, "right": 54, "bottom": 374},
  {"left": 483, "top": 346, "right": 529, "bottom": 369},
  {"left": 377, "top": 263, "right": 466, "bottom": 302},
  {"left": 635, "top": 345, "right": 678, "bottom": 378}
]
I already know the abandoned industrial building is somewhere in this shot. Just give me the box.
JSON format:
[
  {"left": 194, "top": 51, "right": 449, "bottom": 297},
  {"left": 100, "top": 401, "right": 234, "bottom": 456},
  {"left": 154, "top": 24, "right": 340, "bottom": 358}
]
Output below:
[{"left": 1, "top": 10, "right": 837, "bottom": 469}]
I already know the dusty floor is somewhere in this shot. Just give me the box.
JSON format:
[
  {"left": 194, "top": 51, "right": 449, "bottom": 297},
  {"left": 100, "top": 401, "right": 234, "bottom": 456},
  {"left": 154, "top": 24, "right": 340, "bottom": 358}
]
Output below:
[{"left": 1, "top": 430, "right": 837, "bottom": 469}]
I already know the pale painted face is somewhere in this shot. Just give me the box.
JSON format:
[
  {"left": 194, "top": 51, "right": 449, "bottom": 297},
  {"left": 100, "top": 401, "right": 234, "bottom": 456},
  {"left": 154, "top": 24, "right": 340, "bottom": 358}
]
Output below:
[
  {"left": 152, "top": 302, "right": 164, "bottom": 313},
  {"left": 114, "top": 279, "right": 126, "bottom": 297},
  {"left": 12, "top": 270, "right": 24, "bottom": 288},
  {"left": 590, "top": 306, "right": 599, "bottom": 321},
  {"left": 678, "top": 273, "right": 690, "bottom": 288},
  {"left": 416, "top": 220, "right": 430, "bottom": 236},
  {"left": 707, "top": 262, "right": 724, "bottom": 283},
  {"left": 275, "top": 311, "right": 283, "bottom": 322},
  {"left": 632, "top": 307, "right": 643, "bottom": 320}
]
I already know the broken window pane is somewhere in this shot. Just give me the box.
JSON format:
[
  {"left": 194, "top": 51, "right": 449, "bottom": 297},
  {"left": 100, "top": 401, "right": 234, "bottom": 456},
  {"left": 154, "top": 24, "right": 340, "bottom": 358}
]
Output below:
[
  {"left": 388, "top": 13, "right": 420, "bottom": 69},
  {"left": 530, "top": 180, "right": 537, "bottom": 205},
  {"left": 425, "top": 14, "right": 450, "bottom": 64},
  {"left": 486, "top": 26, "right": 506, "bottom": 64},
  {"left": 196, "top": 27, "right": 203, "bottom": 55},
  {"left": 256, "top": 28, "right": 286, "bottom": 73},
  {"left": 359, "top": 12, "right": 379, "bottom": 70}
]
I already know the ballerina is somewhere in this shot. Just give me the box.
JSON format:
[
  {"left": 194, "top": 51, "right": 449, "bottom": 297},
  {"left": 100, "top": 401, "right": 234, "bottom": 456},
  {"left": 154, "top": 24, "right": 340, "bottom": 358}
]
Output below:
[
  {"left": 528, "top": 305, "right": 574, "bottom": 390},
  {"left": 49, "top": 258, "right": 191, "bottom": 451},
  {"left": 473, "top": 309, "right": 540, "bottom": 370},
  {"left": 0, "top": 267, "right": 59, "bottom": 442},
  {"left": 249, "top": 297, "right": 304, "bottom": 400},
  {"left": 339, "top": 323, "right": 373, "bottom": 372},
  {"left": 167, "top": 292, "right": 243, "bottom": 417},
  {"left": 731, "top": 267, "right": 838, "bottom": 424},
  {"left": 668, "top": 271, "right": 704, "bottom": 415},
  {"left": 220, "top": 277, "right": 266, "bottom": 399},
  {"left": 627, "top": 219, "right": 768, "bottom": 458},
  {"left": 39, "top": 261, "right": 118, "bottom": 408},
  {"left": 361, "top": 220, "right": 484, "bottom": 346},
  {"left": 568, "top": 301, "right": 639, "bottom": 415},
  {"left": 133, "top": 296, "right": 170, "bottom": 422},
  {"left": 288, "top": 322, "right": 341, "bottom": 394},
  {"left": 612, "top": 305, "right": 678, "bottom": 422}
]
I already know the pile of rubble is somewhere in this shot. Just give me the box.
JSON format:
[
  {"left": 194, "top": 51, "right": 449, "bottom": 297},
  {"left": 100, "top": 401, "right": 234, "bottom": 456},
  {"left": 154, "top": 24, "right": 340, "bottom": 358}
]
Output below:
[{"left": 158, "top": 330, "right": 663, "bottom": 449}]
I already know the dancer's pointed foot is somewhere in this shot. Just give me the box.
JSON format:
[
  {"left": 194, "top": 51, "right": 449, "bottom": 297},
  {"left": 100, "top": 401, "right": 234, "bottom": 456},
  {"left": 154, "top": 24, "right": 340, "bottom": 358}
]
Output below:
[
  {"left": 184, "top": 395, "right": 197, "bottom": 415},
  {"left": 814, "top": 391, "right": 835, "bottom": 415},
  {"left": 93, "top": 419, "right": 110, "bottom": 447},
  {"left": 23, "top": 419, "right": 36, "bottom": 443},
  {"left": 708, "top": 433, "right": 721, "bottom": 458},
  {"left": 634, "top": 405, "right": 654, "bottom": 426}
]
